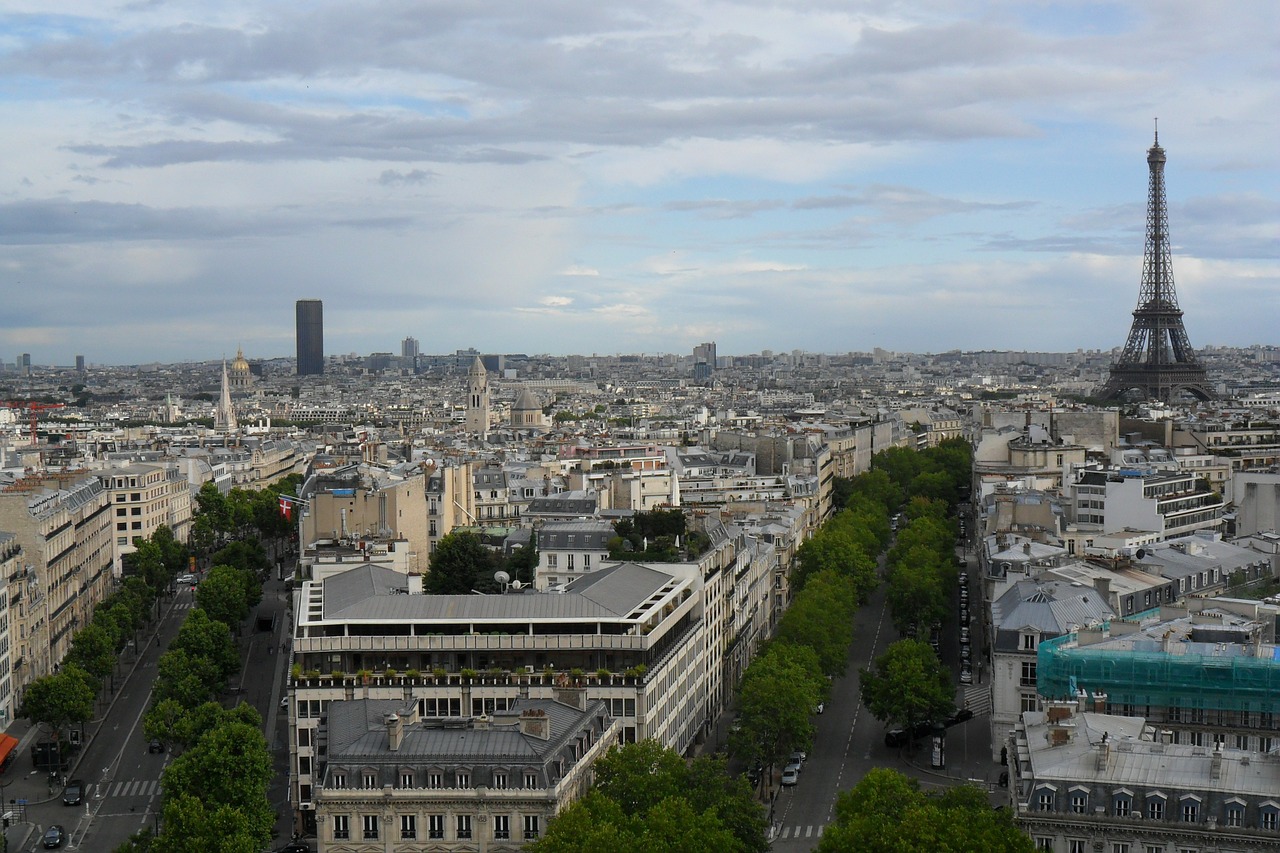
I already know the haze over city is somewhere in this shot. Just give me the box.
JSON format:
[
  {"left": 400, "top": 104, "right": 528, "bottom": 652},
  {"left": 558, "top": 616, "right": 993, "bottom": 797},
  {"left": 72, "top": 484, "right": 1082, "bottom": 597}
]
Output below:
[{"left": 1, "top": 0, "right": 1277, "bottom": 366}]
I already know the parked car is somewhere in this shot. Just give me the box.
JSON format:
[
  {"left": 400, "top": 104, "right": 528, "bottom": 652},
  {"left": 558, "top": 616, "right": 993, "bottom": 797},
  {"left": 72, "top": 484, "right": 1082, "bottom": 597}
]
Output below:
[
  {"left": 958, "top": 571, "right": 968, "bottom": 584},
  {"left": 274, "top": 844, "right": 312, "bottom": 853},
  {"left": 43, "top": 825, "right": 65, "bottom": 848},
  {"left": 884, "top": 720, "right": 935, "bottom": 747},
  {"left": 789, "top": 750, "right": 806, "bottom": 766},
  {"left": 960, "top": 665, "right": 973, "bottom": 685},
  {"left": 148, "top": 739, "right": 165, "bottom": 753},
  {"left": 959, "top": 627, "right": 970, "bottom": 643},
  {"left": 62, "top": 779, "right": 84, "bottom": 806},
  {"left": 814, "top": 702, "right": 825, "bottom": 715},
  {"left": 176, "top": 573, "right": 197, "bottom": 585},
  {"left": 781, "top": 766, "right": 800, "bottom": 786},
  {"left": 945, "top": 707, "right": 975, "bottom": 727}
]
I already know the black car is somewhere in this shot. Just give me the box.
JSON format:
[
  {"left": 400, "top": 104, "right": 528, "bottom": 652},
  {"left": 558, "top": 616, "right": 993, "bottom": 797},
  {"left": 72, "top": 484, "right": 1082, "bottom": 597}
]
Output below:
[
  {"left": 148, "top": 739, "right": 165, "bottom": 753},
  {"left": 945, "top": 707, "right": 975, "bottom": 727},
  {"left": 62, "top": 779, "right": 84, "bottom": 806},
  {"left": 884, "top": 720, "right": 935, "bottom": 747},
  {"left": 43, "top": 824, "right": 65, "bottom": 848},
  {"left": 275, "top": 844, "right": 311, "bottom": 853}
]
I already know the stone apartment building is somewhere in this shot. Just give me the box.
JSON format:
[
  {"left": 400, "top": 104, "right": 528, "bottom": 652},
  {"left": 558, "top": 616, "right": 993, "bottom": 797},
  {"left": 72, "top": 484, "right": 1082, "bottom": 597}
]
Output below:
[{"left": 99, "top": 462, "right": 192, "bottom": 576}]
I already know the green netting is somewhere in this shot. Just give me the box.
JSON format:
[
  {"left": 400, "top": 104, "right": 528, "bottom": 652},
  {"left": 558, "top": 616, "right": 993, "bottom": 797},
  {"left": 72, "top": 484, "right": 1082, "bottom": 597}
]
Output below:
[{"left": 1037, "top": 634, "right": 1280, "bottom": 714}]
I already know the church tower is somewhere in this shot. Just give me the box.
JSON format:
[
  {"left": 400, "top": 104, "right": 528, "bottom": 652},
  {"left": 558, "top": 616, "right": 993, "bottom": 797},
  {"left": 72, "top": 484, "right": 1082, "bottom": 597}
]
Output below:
[
  {"left": 465, "top": 356, "right": 489, "bottom": 437},
  {"left": 215, "top": 358, "right": 238, "bottom": 432}
]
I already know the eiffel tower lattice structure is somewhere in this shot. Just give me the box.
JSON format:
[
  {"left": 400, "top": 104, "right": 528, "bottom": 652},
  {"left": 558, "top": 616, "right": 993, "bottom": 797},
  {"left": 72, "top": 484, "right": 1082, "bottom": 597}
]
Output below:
[{"left": 1100, "top": 129, "right": 1213, "bottom": 403}]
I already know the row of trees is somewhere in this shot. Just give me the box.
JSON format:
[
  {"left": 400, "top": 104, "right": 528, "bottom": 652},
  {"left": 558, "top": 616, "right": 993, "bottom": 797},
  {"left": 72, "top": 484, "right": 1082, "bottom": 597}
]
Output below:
[
  {"left": 20, "top": 525, "right": 191, "bottom": 772},
  {"left": 529, "top": 740, "right": 768, "bottom": 853},
  {"left": 729, "top": 464, "right": 899, "bottom": 789},
  {"left": 860, "top": 439, "right": 974, "bottom": 736},
  {"left": 118, "top": 483, "right": 285, "bottom": 852}
]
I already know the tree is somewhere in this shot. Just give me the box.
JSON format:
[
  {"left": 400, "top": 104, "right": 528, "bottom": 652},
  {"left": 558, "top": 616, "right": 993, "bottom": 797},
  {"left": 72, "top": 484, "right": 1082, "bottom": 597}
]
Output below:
[
  {"left": 816, "top": 768, "right": 1035, "bottom": 853},
  {"left": 425, "top": 530, "right": 500, "bottom": 594},
  {"left": 154, "top": 649, "right": 224, "bottom": 710},
  {"left": 170, "top": 608, "right": 240, "bottom": 682},
  {"left": 530, "top": 741, "right": 767, "bottom": 853},
  {"left": 794, "top": 530, "right": 877, "bottom": 602},
  {"left": 66, "top": 623, "right": 117, "bottom": 685},
  {"left": 885, "top": 547, "right": 949, "bottom": 636},
  {"left": 196, "top": 565, "right": 250, "bottom": 629},
  {"left": 153, "top": 793, "right": 268, "bottom": 853},
  {"left": 161, "top": 719, "right": 274, "bottom": 848},
  {"left": 859, "top": 639, "right": 955, "bottom": 735},
  {"left": 20, "top": 664, "right": 96, "bottom": 766},
  {"left": 775, "top": 570, "right": 858, "bottom": 676},
  {"left": 731, "top": 644, "right": 824, "bottom": 781}
]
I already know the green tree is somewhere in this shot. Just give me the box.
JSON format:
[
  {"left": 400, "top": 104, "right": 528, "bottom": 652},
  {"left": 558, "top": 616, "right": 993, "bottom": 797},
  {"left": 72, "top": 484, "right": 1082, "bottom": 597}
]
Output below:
[
  {"left": 731, "top": 644, "right": 824, "bottom": 782},
  {"left": 775, "top": 570, "right": 858, "bottom": 676},
  {"left": 847, "top": 469, "right": 903, "bottom": 514},
  {"left": 170, "top": 608, "right": 240, "bottom": 682},
  {"left": 20, "top": 664, "right": 96, "bottom": 764},
  {"left": 531, "top": 741, "right": 766, "bottom": 853},
  {"left": 885, "top": 547, "right": 949, "bottom": 636},
  {"left": 859, "top": 639, "right": 955, "bottom": 736},
  {"left": 66, "top": 622, "right": 118, "bottom": 685},
  {"left": 161, "top": 719, "right": 274, "bottom": 847},
  {"left": 196, "top": 565, "right": 250, "bottom": 629},
  {"left": 425, "top": 530, "right": 500, "bottom": 594},
  {"left": 817, "top": 768, "right": 1035, "bottom": 853},
  {"left": 154, "top": 649, "right": 224, "bottom": 710},
  {"left": 153, "top": 793, "right": 268, "bottom": 853}
]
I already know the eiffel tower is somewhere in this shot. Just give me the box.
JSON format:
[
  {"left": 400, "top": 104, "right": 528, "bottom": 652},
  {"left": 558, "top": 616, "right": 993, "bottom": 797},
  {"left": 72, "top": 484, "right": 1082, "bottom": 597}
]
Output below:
[{"left": 1100, "top": 128, "right": 1213, "bottom": 402}]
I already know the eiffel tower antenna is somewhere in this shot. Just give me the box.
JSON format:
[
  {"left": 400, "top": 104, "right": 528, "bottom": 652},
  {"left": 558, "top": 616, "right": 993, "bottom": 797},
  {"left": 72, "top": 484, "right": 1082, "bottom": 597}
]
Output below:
[{"left": 1099, "top": 129, "right": 1213, "bottom": 402}]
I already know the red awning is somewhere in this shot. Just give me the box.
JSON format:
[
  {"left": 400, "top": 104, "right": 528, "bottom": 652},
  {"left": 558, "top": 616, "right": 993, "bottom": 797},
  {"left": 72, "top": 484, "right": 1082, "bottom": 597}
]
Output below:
[{"left": 0, "top": 733, "right": 18, "bottom": 766}]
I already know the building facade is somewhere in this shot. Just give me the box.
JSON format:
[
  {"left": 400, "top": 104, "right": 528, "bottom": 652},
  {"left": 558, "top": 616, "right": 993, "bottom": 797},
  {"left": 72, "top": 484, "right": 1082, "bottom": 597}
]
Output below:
[{"left": 297, "top": 299, "right": 325, "bottom": 376}]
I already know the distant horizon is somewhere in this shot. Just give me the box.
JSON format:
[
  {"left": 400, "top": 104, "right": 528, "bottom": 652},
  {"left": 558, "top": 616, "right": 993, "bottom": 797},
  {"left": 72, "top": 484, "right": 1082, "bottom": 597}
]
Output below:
[{"left": 2, "top": 3, "right": 1276, "bottom": 364}]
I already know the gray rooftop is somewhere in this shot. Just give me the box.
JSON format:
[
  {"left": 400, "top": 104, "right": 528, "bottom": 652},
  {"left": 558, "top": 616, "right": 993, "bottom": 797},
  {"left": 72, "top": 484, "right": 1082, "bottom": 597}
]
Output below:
[{"left": 993, "top": 579, "right": 1116, "bottom": 634}]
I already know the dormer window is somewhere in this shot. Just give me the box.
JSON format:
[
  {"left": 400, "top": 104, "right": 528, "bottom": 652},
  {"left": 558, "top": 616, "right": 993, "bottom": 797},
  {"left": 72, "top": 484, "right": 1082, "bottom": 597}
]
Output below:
[{"left": 1022, "top": 633, "right": 1037, "bottom": 651}]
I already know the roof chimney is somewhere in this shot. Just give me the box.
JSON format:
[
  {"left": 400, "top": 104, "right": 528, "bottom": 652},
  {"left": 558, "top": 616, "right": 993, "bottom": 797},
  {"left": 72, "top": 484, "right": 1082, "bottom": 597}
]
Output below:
[
  {"left": 386, "top": 713, "right": 404, "bottom": 751},
  {"left": 1211, "top": 742, "right": 1223, "bottom": 780},
  {"left": 1023, "top": 542, "right": 1032, "bottom": 555},
  {"left": 1093, "top": 576, "right": 1111, "bottom": 602},
  {"left": 519, "top": 708, "right": 551, "bottom": 740}
]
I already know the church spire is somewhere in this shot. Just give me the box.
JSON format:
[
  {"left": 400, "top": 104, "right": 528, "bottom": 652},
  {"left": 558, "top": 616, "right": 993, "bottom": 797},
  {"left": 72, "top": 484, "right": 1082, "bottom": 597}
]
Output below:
[{"left": 215, "top": 358, "right": 238, "bottom": 432}]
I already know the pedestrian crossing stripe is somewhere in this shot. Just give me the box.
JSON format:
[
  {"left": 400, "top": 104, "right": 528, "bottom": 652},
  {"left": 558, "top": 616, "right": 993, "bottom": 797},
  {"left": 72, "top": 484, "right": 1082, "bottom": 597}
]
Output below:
[
  {"left": 962, "top": 685, "right": 992, "bottom": 714},
  {"left": 107, "top": 779, "right": 162, "bottom": 798},
  {"left": 779, "top": 825, "right": 824, "bottom": 839}
]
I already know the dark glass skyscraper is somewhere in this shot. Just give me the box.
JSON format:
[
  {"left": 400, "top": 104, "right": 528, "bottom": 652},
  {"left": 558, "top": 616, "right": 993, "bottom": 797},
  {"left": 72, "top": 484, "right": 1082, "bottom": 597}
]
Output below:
[{"left": 295, "top": 299, "right": 324, "bottom": 376}]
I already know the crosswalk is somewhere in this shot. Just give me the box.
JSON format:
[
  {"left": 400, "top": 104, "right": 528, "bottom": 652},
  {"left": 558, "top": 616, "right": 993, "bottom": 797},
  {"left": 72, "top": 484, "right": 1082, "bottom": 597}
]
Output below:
[
  {"left": 961, "top": 684, "right": 992, "bottom": 716},
  {"left": 104, "top": 779, "right": 162, "bottom": 799},
  {"left": 776, "top": 824, "right": 825, "bottom": 840},
  {"left": 173, "top": 601, "right": 193, "bottom": 611}
]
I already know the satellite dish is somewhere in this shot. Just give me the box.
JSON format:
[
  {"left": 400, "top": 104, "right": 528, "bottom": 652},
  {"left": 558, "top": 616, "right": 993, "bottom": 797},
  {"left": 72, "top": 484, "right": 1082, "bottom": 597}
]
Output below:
[
  {"left": 494, "top": 571, "right": 511, "bottom": 585},
  {"left": 1134, "top": 548, "right": 1145, "bottom": 560},
  {"left": 511, "top": 580, "right": 523, "bottom": 590}
]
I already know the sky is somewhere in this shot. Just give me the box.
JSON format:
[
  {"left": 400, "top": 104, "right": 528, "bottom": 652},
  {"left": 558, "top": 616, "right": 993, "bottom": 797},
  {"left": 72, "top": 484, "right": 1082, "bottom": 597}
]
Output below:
[{"left": 1, "top": 1, "right": 1277, "bottom": 366}]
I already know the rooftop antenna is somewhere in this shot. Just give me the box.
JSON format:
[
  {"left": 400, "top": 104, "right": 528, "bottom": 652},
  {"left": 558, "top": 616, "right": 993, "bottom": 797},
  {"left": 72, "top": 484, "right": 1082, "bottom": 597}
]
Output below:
[{"left": 1153, "top": 116, "right": 1158, "bottom": 145}]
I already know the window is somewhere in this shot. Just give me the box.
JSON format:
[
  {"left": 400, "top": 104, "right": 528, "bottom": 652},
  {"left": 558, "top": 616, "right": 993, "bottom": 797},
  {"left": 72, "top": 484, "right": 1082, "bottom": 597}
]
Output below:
[
  {"left": 399, "top": 771, "right": 413, "bottom": 788},
  {"left": 1145, "top": 847, "right": 1163, "bottom": 853},
  {"left": 547, "top": 554, "right": 557, "bottom": 568},
  {"left": 362, "top": 771, "right": 377, "bottom": 789},
  {"left": 428, "top": 771, "right": 443, "bottom": 788},
  {"left": 1071, "top": 792, "right": 1088, "bottom": 814},
  {"left": 456, "top": 814, "right": 472, "bottom": 839},
  {"left": 1022, "top": 633, "right": 1037, "bottom": 650},
  {"left": 1112, "top": 845, "right": 1129, "bottom": 853},
  {"left": 1148, "top": 799, "right": 1165, "bottom": 820},
  {"left": 362, "top": 814, "right": 379, "bottom": 840},
  {"left": 1264, "top": 811, "right": 1280, "bottom": 831},
  {"left": 493, "top": 771, "right": 508, "bottom": 789},
  {"left": 1021, "top": 661, "right": 1037, "bottom": 686},
  {"left": 428, "top": 815, "right": 444, "bottom": 840},
  {"left": 1181, "top": 802, "right": 1198, "bottom": 823},
  {"left": 1114, "top": 796, "right": 1131, "bottom": 816},
  {"left": 494, "top": 815, "right": 510, "bottom": 840},
  {"left": 567, "top": 554, "right": 575, "bottom": 570},
  {"left": 298, "top": 728, "right": 312, "bottom": 748},
  {"left": 1225, "top": 805, "right": 1243, "bottom": 827},
  {"left": 1068, "top": 841, "right": 1086, "bottom": 853},
  {"left": 1037, "top": 790, "right": 1054, "bottom": 812},
  {"left": 457, "top": 771, "right": 470, "bottom": 788},
  {"left": 332, "top": 773, "right": 346, "bottom": 789},
  {"left": 400, "top": 815, "right": 416, "bottom": 840},
  {"left": 298, "top": 757, "right": 311, "bottom": 776},
  {"left": 583, "top": 554, "right": 591, "bottom": 569},
  {"left": 333, "top": 815, "right": 349, "bottom": 840},
  {"left": 523, "top": 815, "right": 540, "bottom": 840},
  {"left": 525, "top": 771, "right": 538, "bottom": 788},
  {"left": 1034, "top": 839, "right": 1052, "bottom": 852}
]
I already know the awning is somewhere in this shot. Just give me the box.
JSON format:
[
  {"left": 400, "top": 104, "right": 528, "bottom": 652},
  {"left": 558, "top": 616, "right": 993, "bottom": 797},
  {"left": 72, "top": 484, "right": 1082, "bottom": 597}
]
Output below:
[{"left": 0, "top": 733, "right": 19, "bottom": 766}]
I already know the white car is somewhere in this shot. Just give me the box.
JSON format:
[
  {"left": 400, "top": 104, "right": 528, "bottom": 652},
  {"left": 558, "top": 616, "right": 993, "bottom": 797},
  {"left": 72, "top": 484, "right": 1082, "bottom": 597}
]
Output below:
[
  {"left": 176, "top": 573, "right": 197, "bottom": 585},
  {"left": 781, "top": 765, "right": 800, "bottom": 786}
]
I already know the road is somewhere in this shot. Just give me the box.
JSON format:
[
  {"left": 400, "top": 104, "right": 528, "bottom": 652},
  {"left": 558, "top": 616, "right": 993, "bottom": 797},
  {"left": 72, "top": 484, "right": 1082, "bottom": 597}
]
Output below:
[
  {"left": 766, "top": 537, "right": 997, "bottom": 851},
  {"left": 12, "top": 563, "right": 296, "bottom": 853}
]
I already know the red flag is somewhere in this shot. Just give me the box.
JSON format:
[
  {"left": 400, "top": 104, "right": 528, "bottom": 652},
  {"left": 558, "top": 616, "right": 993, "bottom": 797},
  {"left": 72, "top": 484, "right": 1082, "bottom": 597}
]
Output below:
[{"left": 279, "top": 495, "right": 294, "bottom": 520}]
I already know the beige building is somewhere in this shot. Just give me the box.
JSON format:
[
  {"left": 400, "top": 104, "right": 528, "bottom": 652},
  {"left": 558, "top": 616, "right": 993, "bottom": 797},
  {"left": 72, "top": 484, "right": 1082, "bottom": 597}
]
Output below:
[
  {"left": 298, "top": 465, "right": 428, "bottom": 568},
  {"left": 100, "top": 462, "right": 193, "bottom": 575},
  {"left": 0, "top": 473, "right": 113, "bottom": 703}
]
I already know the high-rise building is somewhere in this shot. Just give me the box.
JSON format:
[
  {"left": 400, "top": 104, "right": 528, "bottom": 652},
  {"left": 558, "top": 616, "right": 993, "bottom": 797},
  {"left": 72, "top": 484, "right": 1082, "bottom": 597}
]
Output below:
[
  {"left": 401, "top": 336, "right": 419, "bottom": 359},
  {"left": 295, "top": 299, "right": 324, "bottom": 376},
  {"left": 74, "top": 355, "right": 85, "bottom": 373},
  {"left": 693, "top": 341, "right": 716, "bottom": 380}
]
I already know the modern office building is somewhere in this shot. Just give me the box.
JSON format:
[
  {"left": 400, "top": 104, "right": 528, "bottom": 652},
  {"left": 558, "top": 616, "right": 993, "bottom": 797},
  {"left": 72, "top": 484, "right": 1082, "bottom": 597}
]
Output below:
[{"left": 297, "top": 299, "right": 325, "bottom": 376}]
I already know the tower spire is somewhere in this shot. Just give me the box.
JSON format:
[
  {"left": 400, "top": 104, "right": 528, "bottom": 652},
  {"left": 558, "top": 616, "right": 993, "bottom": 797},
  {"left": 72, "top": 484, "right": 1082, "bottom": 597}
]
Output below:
[{"left": 1100, "top": 130, "right": 1212, "bottom": 402}]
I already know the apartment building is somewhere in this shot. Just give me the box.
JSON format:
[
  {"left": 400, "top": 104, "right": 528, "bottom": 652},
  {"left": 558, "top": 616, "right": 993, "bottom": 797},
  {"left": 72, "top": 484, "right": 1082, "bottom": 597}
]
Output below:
[
  {"left": 0, "top": 533, "right": 17, "bottom": 730},
  {"left": 0, "top": 473, "right": 113, "bottom": 702},
  {"left": 99, "top": 462, "right": 192, "bottom": 575},
  {"left": 1068, "top": 469, "right": 1224, "bottom": 541},
  {"left": 312, "top": 691, "right": 618, "bottom": 852}
]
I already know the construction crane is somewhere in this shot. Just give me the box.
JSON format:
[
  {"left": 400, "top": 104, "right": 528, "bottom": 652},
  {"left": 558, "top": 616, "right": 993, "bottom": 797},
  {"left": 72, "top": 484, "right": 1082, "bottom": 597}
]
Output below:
[{"left": 1, "top": 400, "right": 66, "bottom": 446}]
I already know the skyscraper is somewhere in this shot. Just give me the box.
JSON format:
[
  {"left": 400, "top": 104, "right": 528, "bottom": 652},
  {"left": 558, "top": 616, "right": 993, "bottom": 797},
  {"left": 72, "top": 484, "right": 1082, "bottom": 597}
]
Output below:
[
  {"left": 401, "top": 336, "right": 419, "bottom": 359},
  {"left": 296, "top": 299, "right": 324, "bottom": 376}
]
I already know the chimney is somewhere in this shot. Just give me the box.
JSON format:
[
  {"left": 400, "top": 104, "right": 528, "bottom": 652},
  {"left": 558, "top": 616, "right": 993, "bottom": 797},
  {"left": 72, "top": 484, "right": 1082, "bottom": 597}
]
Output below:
[
  {"left": 519, "top": 708, "right": 551, "bottom": 740},
  {"left": 1211, "top": 742, "right": 1223, "bottom": 780},
  {"left": 1023, "top": 543, "right": 1032, "bottom": 556},
  {"left": 1096, "top": 738, "right": 1110, "bottom": 771},
  {"left": 407, "top": 572, "right": 423, "bottom": 594},
  {"left": 1092, "top": 692, "right": 1108, "bottom": 714},
  {"left": 1093, "top": 576, "right": 1111, "bottom": 602},
  {"left": 553, "top": 685, "right": 588, "bottom": 711},
  {"left": 386, "top": 713, "right": 404, "bottom": 752}
]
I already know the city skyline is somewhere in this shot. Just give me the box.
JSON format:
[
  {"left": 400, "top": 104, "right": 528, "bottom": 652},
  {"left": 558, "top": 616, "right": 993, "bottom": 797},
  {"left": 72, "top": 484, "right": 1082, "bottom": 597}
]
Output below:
[{"left": 1, "top": 1, "right": 1277, "bottom": 365}]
